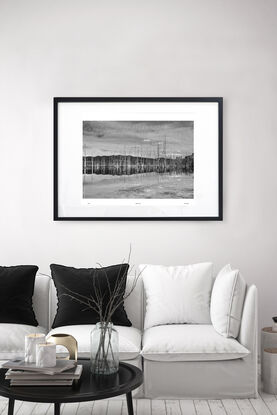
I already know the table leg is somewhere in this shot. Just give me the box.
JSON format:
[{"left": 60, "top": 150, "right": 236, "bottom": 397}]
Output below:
[
  {"left": 8, "top": 399, "right": 14, "bottom": 415},
  {"left": 54, "top": 403, "right": 60, "bottom": 415},
  {"left": 126, "top": 392, "right": 134, "bottom": 415}
]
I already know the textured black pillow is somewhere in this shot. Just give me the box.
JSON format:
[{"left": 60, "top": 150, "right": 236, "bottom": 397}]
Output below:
[
  {"left": 50, "top": 263, "right": 132, "bottom": 328},
  {"left": 0, "top": 265, "right": 38, "bottom": 326}
]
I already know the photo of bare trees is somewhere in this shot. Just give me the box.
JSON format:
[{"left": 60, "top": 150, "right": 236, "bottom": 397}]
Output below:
[{"left": 83, "top": 121, "right": 194, "bottom": 199}]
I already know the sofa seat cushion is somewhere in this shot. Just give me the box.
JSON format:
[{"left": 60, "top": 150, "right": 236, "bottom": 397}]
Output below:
[
  {"left": 142, "top": 325, "right": 250, "bottom": 362},
  {"left": 0, "top": 323, "right": 47, "bottom": 360},
  {"left": 47, "top": 325, "right": 141, "bottom": 361}
]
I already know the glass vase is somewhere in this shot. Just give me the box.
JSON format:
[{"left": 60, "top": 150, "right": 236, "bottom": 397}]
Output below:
[{"left": 90, "top": 322, "right": 119, "bottom": 375}]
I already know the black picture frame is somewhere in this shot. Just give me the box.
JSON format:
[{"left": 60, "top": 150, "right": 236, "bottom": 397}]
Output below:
[{"left": 54, "top": 97, "right": 223, "bottom": 221}]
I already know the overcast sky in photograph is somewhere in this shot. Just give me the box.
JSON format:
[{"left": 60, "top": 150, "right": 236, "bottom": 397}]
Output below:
[{"left": 83, "top": 121, "right": 193, "bottom": 157}]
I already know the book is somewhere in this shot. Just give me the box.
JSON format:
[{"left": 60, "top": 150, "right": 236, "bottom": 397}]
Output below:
[
  {"left": 10, "top": 379, "right": 73, "bottom": 386},
  {"left": 5, "top": 365, "right": 83, "bottom": 380},
  {"left": 2, "top": 359, "right": 77, "bottom": 376}
]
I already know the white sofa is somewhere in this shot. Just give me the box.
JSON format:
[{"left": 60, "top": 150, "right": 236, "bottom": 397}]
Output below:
[{"left": 0, "top": 273, "right": 258, "bottom": 399}]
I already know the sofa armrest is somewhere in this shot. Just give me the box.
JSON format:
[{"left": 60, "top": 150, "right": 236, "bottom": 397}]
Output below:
[{"left": 238, "top": 285, "right": 258, "bottom": 352}]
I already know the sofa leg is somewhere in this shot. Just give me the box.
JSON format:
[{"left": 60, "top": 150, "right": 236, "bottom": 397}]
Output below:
[
  {"left": 8, "top": 399, "right": 14, "bottom": 415},
  {"left": 126, "top": 392, "right": 134, "bottom": 415}
]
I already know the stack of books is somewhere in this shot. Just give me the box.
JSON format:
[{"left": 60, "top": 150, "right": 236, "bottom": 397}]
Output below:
[{"left": 3, "top": 359, "right": 82, "bottom": 386}]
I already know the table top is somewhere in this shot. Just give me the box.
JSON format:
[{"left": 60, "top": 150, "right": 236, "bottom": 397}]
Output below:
[
  {"left": 264, "top": 348, "right": 277, "bottom": 354},
  {"left": 0, "top": 360, "right": 143, "bottom": 403},
  {"left": 262, "top": 327, "right": 277, "bottom": 334}
]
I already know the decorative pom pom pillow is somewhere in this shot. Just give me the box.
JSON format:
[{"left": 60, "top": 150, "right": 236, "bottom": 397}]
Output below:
[
  {"left": 139, "top": 262, "right": 213, "bottom": 330},
  {"left": 210, "top": 264, "right": 246, "bottom": 338}
]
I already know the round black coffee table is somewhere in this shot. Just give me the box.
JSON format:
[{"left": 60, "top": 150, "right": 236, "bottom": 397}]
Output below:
[{"left": 0, "top": 360, "right": 143, "bottom": 415}]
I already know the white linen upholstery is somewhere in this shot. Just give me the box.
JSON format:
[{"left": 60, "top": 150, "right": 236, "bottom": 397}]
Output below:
[
  {"left": 122, "top": 356, "right": 143, "bottom": 398},
  {"left": 238, "top": 285, "right": 258, "bottom": 352},
  {"left": 142, "top": 324, "right": 250, "bottom": 361},
  {"left": 0, "top": 271, "right": 257, "bottom": 399},
  {"left": 122, "top": 275, "right": 143, "bottom": 330},
  {"left": 49, "top": 275, "right": 143, "bottom": 331},
  {"left": 143, "top": 357, "right": 257, "bottom": 399},
  {"left": 143, "top": 284, "right": 258, "bottom": 399},
  {"left": 33, "top": 273, "right": 51, "bottom": 329},
  {"left": 0, "top": 324, "right": 47, "bottom": 360},
  {"left": 140, "top": 263, "right": 214, "bottom": 330},
  {"left": 47, "top": 324, "right": 141, "bottom": 361},
  {"left": 211, "top": 264, "right": 246, "bottom": 338}
]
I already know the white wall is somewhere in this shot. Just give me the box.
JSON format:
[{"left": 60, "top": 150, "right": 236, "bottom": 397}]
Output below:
[{"left": 0, "top": 0, "right": 276, "bottom": 331}]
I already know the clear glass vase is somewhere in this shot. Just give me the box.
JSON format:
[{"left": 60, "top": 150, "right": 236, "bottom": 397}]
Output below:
[{"left": 90, "top": 322, "right": 119, "bottom": 375}]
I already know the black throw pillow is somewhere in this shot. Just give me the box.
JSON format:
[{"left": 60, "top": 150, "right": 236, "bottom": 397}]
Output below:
[
  {"left": 0, "top": 265, "right": 39, "bottom": 326},
  {"left": 50, "top": 263, "right": 132, "bottom": 328}
]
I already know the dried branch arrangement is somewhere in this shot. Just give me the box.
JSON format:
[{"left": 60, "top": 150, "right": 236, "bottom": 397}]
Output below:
[{"left": 60, "top": 248, "right": 144, "bottom": 374}]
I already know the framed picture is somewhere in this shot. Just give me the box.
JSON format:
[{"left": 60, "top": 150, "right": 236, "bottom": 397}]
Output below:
[{"left": 54, "top": 97, "right": 223, "bottom": 220}]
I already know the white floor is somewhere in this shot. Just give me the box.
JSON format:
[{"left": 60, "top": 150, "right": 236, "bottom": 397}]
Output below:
[{"left": 1, "top": 391, "right": 277, "bottom": 415}]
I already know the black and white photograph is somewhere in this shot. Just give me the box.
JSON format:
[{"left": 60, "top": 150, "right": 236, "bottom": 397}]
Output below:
[
  {"left": 82, "top": 121, "right": 194, "bottom": 199},
  {"left": 54, "top": 98, "right": 222, "bottom": 219}
]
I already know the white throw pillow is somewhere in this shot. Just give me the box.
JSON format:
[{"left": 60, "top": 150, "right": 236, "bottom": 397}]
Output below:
[
  {"left": 210, "top": 264, "right": 246, "bottom": 338},
  {"left": 139, "top": 262, "right": 213, "bottom": 330}
]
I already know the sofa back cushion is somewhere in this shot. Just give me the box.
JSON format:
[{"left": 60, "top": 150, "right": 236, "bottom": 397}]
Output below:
[
  {"left": 0, "top": 265, "right": 39, "bottom": 326},
  {"left": 140, "top": 263, "right": 214, "bottom": 330},
  {"left": 50, "top": 263, "right": 132, "bottom": 328},
  {"left": 33, "top": 273, "right": 51, "bottom": 329},
  {"left": 210, "top": 264, "right": 246, "bottom": 338},
  {"left": 49, "top": 274, "right": 143, "bottom": 330}
]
